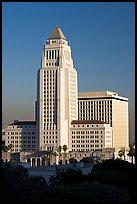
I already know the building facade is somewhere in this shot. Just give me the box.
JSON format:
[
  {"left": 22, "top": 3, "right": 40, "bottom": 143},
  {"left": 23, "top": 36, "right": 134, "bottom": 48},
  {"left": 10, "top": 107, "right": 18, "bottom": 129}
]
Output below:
[
  {"left": 37, "top": 26, "right": 78, "bottom": 152},
  {"left": 4, "top": 120, "right": 37, "bottom": 152},
  {"left": 70, "top": 120, "right": 112, "bottom": 152},
  {"left": 78, "top": 91, "right": 129, "bottom": 151}
]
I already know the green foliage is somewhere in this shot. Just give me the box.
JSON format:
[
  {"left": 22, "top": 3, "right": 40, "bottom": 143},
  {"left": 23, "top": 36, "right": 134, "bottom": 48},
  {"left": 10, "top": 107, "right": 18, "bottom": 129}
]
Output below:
[
  {"left": 62, "top": 144, "right": 68, "bottom": 152},
  {"left": 2, "top": 159, "right": 135, "bottom": 202},
  {"left": 59, "top": 159, "right": 62, "bottom": 164},
  {"left": 2, "top": 144, "right": 13, "bottom": 152},
  {"left": 80, "top": 156, "right": 94, "bottom": 163},
  {"left": 43, "top": 181, "right": 130, "bottom": 202},
  {"left": 52, "top": 152, "right": 58, "bottom": 157},
  {"left": 69, "top": 157, "right": 77, "bottom": 164},
  {"left": 91, "top": 159, "right": 134, "bottom": 176},
  {"left": 118, "top": 149, "right": 125, "bottom": 157},
  {"left": 127, "top": 146, "right": 135, "bottom": 163},
  {"left": 127, "top": 146, "right": 135, "bottom": 156},
  {"left": 87, "top": 169, "right": 128, "bottom": 187},
  {"left": 2, "top": 163, "right": 47, "bottom": 203},
  {"left": 89, "top": 159, "right": 136, "bottom": 201},
  {"left": 49, "top": 168, "right": 85, "bottom": 185},
  {"left": 57, "top": 146, "right": 62, "bottom": 155}
]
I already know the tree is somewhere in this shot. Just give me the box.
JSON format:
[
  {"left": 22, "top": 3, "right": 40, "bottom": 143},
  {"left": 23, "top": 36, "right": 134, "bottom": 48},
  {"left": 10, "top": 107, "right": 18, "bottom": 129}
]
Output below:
[
  {"left": 2, "top": 144, "right": 13, "bottom": 152},
  {"left": 49, "top": 168, "right": 84, "bottom": 185},
  {"left": 43, "top": 155, "right": 49, "bottom": 166},
  {"left": 80, "top": 156, "right": 94, "bottom": 163},
  {"left": 8, "top": 144, "right": 13, "bottom": 151},
  {"left": 2, "top": 163, "right": 47, "bottom": 203},
  {"left": 52, "top": 152, "right": 58, "bottom": 164},
  {"left": 118, "top": 148, "right": 125, "bottom": 160},
  {"left": 69, "top": 158, "right": 77, "bottom": 164},
  {"left": 127, "top": 146, "right": 135, "bottom": 163},
  {"left": 62, "top": 144, "right": 68, "bottom": 152},
  {"left": 57, "top": 146, "right": 62, "bottom": 163},
  {"left": 62, "top": 145, "right": 68, "bottom": 164}
]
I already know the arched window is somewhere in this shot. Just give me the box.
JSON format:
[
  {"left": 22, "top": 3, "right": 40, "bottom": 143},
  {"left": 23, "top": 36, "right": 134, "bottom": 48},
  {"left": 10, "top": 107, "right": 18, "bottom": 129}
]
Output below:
[{"left": 37, "top": 158, "right": 40, "bottom": 166}]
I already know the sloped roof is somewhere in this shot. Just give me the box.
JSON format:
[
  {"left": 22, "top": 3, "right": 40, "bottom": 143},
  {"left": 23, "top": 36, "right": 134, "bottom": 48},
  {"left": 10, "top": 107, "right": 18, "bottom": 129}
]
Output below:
[{"left": 48, "top": 26, "right": 66, "bottom": 40}]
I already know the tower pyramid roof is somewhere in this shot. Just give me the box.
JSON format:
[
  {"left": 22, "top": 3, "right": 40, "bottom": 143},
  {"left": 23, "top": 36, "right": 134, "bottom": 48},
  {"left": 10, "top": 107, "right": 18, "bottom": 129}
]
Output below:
[{"left": 48, "top": 26, "right": 66, "bottom": 40}]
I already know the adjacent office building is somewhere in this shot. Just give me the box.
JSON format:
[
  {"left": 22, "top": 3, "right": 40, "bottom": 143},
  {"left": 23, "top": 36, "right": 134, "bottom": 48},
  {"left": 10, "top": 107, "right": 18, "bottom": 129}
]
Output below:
[
  {"left": 4, "top": 121, "right": 37, "bottom": 152},
  {"left": 70, "top": 120, "right": 112, "bottom": 152},
  {"left": 78, "top": 91, "right": 129, "bottom": 151}
]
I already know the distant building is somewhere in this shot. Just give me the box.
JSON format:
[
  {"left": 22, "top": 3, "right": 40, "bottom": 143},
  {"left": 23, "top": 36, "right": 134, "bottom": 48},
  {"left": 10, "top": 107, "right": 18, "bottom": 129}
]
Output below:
[
  {"left": 2, "top": 151, "right": 11, "bottom": 162},
  {"left": 78, "top": 91, "right": 129, "bottom": 151},
  {"left": 70, "top": 120, "right": 112, "bottom": 152},
  {"left": 4, "top": 120, "right": 37, "bottom": 152}
]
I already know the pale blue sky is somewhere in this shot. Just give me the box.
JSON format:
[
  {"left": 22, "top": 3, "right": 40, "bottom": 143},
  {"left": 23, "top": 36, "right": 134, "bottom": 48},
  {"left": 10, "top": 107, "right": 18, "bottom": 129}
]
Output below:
[{"left": 2, "top": 2, "right": 135, "bottom": 144}]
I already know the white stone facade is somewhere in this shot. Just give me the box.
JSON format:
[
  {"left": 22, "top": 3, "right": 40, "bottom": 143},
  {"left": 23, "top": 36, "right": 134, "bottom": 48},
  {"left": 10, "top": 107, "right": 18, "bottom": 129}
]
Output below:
[
  {"left": 37, "top": 26, "right": 78, "bottom": 152},
  {"left": 4, "top": 120, "right": 37, "bottom": 152},
  {"left": 70, "top": 120, "right": 112, "bottom": 152},
  {"left": 78, "top": 91, "right": 129, "bottom": 151}
]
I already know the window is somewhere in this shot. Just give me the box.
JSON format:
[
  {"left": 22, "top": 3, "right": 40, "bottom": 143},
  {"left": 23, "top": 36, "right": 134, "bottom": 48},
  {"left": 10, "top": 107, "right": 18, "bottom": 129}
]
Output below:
[{"left": 49, "top": 50, "right": 51, "bottom": 59}]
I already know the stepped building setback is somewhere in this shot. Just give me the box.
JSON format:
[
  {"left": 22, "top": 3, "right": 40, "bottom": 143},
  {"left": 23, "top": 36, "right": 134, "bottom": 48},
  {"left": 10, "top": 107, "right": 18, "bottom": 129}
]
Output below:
[{"left": 3, "top": 26, "right": 129, "bottom": 156}]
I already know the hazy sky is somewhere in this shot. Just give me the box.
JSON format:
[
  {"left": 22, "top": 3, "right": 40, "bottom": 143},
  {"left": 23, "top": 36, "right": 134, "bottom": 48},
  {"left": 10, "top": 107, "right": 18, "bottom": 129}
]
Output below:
[{"left": 2, "top": 2, "right": 135, "bottom": 144}]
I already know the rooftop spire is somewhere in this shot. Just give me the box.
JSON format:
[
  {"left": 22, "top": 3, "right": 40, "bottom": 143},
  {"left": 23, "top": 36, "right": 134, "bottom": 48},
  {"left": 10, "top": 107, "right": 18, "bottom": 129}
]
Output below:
[{"left": 48, "top": 26, "right": 67, "bottom": 40}]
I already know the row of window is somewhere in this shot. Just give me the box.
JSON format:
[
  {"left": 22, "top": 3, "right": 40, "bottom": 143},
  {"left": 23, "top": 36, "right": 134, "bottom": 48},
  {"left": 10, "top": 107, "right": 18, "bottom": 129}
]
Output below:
[
  {"left": 44, "top": 140, "right": 57, "bottom": 144},
  {"left": 45, "top": 50, "right": 59, "bottom": 60},
  {"left": 46, "top": 62, "right": 59, "bottom": 67},
  {"left": 8, "top": 132, "right": 35, "bottom": 135},
  {"left": 8, "top": 136, "right": 35, "bottom": 139},
  {"left": 72, "top": 135, "right": 102, "bottom": 139},
  {"left": 44, "top": 70, "right": 57, "bottom": 74},
  {"left": 10, "top": 144, "right": 36, "bottom": 148},
  {"left": 78, "top": 114, "right": 112, "bottom": 118},
  {"left": 44, "top": 119, "right": 57, "bottom": 123},
  {"left": 8, "top": 140, "right": 35, "bottom": 143},
  {"left": 72, "top": 144, "right": 101, "bottom": 148},
  {"left": 43, "top": 131, "right": 58, "bottom": 134},
  {"left": 44, "top": 99, "right": 56, "bottom": 102},
  {"left": 71, "top": 149, "right": 91, "bottom": 152},
  {"left": 43, "top": 100, "right": 57, "bottom": 104},
  {"left": 44, "top": 126, "right": 57, "bottom": 130},
  {"left": 43, "top": 91, "right": 56, "bottom": 95},
  {"left": 72, "top": 124, "right": 99, "bottom": 128},
  {"left": 78, "top": 101, "right": 112, "bottom": 105},
  {"left": 72, "top": 140, "right": 103, "bottom": 143},
  {"left": 72, "top": 130, "right": 101, "bottom": 134},
  {"left": 44, "top": 83, "right": 57, "bottom": 87},
  {"left": 78, "top": 110, "right": 112, "bottom": 114},
  {"left": 44, "top": 136, "right": 57, "bottom": 139},
  {"left": 78, "top": 105, "right": 112, "bottom": 109}
]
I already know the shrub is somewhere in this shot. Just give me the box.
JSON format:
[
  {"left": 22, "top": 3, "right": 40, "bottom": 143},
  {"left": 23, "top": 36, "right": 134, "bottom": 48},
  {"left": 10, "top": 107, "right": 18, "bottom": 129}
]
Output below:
[
  {"left": 87, "top": 169, "right": 128, "bottom": 187},
  {"left": 69, "top": 157, "right": 77, "bottom": 164},
  {"left": 49, "top": 168, "right": 85, "bottom": 185},
  {"left": 80, "top": 156, "right": 94, "bottom": 163}
]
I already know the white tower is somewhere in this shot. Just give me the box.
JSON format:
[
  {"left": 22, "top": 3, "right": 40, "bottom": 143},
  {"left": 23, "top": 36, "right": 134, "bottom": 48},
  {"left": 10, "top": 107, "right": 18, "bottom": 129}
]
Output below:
[{"left": 37, "top": 26, "right": 78, "bottom": 151}]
